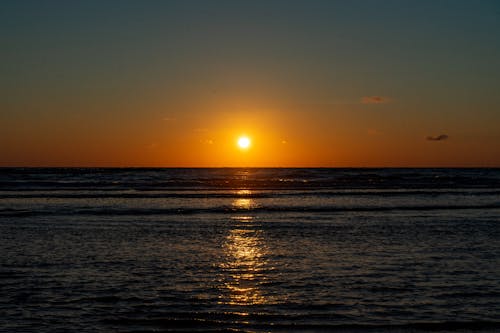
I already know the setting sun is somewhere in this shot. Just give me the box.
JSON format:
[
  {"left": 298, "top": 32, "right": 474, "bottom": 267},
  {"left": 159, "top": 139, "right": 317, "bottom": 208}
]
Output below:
[{"left": 237, "top": 136, "right": 251, "bottom": 150}]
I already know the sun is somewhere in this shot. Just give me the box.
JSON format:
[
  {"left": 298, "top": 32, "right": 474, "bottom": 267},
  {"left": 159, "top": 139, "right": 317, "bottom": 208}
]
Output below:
[{"left": 237, "top": 136, "right": 251, "bottom": 149}]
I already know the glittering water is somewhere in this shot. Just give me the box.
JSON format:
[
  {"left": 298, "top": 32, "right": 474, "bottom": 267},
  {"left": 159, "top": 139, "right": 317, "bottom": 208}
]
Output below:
[{"left": 1, "top": 168, "right": 500, "bottom": 332}]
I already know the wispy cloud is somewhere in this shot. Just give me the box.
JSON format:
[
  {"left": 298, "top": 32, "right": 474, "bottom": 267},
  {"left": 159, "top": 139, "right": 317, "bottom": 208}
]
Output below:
[
  {"left": 426, "top": 134, "right": 449, "bottom": 141},
  {"left": 200, "top": 139, "right": 213, "bottom": 145},
  {"left": 361, "top": 96, "right": 390, "bottom": 104},
  {"left": 367, "top": 129, "right": 381, "bottom": 136}
]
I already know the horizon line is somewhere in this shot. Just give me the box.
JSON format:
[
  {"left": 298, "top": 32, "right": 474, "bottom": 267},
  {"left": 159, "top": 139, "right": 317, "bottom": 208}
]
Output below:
[{"left": 1, "top": 166, "right": 499, "bottom": 169}]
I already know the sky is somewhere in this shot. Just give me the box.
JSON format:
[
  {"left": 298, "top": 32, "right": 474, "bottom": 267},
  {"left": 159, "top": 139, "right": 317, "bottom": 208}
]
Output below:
[{"left": 1, "top": 0, "right": 500, "bottom": 167}]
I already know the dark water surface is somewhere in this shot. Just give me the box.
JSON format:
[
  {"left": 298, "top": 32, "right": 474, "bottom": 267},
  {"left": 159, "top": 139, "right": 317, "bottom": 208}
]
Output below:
[{"left": 1, "top": 168, "right": 500, "bottom": 332}]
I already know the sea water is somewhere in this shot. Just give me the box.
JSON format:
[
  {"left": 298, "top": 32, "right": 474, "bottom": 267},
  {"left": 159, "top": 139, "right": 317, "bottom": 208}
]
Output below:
[{"left": 1, "top": 168, "right": 500, "bottom": 332}]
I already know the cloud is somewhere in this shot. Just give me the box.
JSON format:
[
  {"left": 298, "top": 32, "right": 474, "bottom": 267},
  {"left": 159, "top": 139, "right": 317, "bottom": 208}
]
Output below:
[
  {"left": 367, "top": 129, "right": 381, "bottom": 136},
  {"left": 361, "top": 96, "right": 390, "bottom": 104},
  {"left": 426, "top": 134, "right": 449, "bottom": 141}
]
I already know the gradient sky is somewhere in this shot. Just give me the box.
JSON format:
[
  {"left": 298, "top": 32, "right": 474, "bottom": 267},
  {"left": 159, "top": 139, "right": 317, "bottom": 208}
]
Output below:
[{"left": 1, "top": 0, "right": 500, "bottom": 167}]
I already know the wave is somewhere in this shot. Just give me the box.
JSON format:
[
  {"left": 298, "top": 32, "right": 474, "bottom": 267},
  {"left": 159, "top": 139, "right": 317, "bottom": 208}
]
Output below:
[
  {"left": 2, "top": 168, "right": 500, "bottom": 191},
  {"left": 2, "top": 189, "right": 500, "bottom": 199},
  {"left": 2, "top": 181, "right": 500, "bottom": 192},
  {"left": 2, "top": 203, "right": 500, "bottom": 218},
  {"left": 102, "top": 314, "right": 500, "bottom": 332}
]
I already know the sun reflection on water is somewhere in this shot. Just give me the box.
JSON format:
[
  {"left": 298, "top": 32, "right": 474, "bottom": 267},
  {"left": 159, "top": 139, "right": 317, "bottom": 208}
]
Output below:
[
  {"left": 236, "top": 189, "right": 252, "bottom": 196},
  {"left": 219, "top": 194, "right": 269, "bottom": 306},
  {"left": 232, "top": 189, "right": 254, "bottom": 210},
  {"left": 232, "top": 198, "right": 253, "bottom": 209}
]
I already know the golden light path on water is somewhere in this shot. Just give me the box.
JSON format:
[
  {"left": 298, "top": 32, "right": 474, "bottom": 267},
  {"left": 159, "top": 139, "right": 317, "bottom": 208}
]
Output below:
[{"left": 219, "top": 190, "right": 270, "bottom": 307}]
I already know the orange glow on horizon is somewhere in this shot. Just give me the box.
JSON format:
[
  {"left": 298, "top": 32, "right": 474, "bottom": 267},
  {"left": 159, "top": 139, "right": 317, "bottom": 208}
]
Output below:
[{"left": 2, "top": 100, "right": 499, "bottom": 167}]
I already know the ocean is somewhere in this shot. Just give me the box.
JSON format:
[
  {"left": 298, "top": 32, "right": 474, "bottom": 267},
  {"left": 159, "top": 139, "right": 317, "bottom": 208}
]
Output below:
[{"left": 1, "top": 168, "right": 500, "bottom": 332}]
